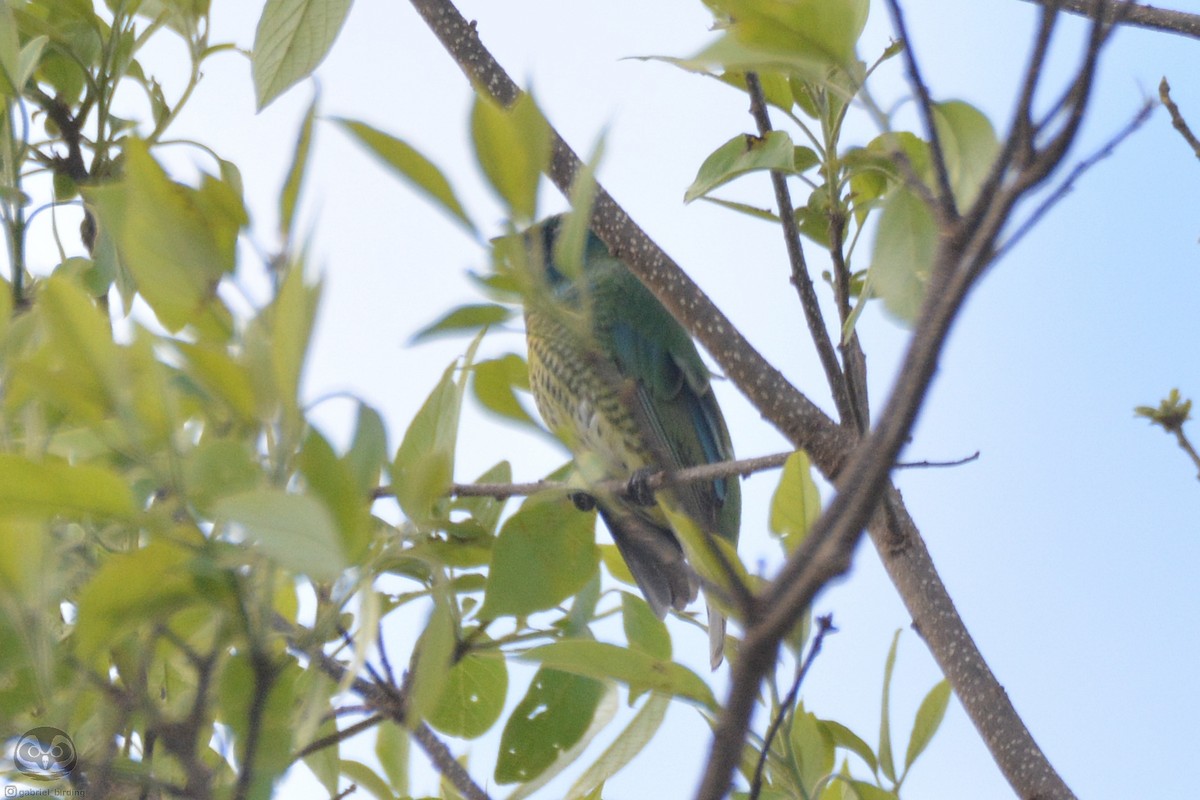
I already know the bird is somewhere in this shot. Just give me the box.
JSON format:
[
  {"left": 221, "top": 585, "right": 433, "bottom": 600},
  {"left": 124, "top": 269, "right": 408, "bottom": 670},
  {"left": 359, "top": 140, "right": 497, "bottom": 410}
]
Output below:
[{"left": 521, "top": 214, "right": 741, "bottom": 668}]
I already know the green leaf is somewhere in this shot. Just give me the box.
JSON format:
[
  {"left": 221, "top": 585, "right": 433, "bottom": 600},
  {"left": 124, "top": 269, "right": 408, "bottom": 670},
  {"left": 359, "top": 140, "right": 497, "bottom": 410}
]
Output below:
[
  {"left": 471, "top": 92, "right": 551, "bottom": 221},
  {"left": 869, "top": 186, "right": 936, "bottom": 324},
  {"left": 480, "top": 497, "right": 598, "bottom": 618},
  {"left": 495, "top": 667, "right": 609, "bottom": 784},
  {"left": 769, "top": 450, "right": 821, "bottom": 551},
  {"left": 410, "top": 303, "right": 512, "bottom": 343},
  {"left": 280, "top": 95, "right": 317, "bottom": 240},
  {"left": 932, "top": 101, "right": 999, "bottom": 210},
  {"left": 427, "top": 651, "right": 508, "bottom": 739},
  {"left": 218, "top": 656, "right": 300, "bottom": 799},
  {"left": 299, "top": 427, "right": 370, "bottom": 563},
  {"left": 213, "top": 489, "right": 346, "bottom": 580},
  {"left": 268, "top": 265, "right": 321, "bottom": 425},
  {"left": 790, "top": 705, "right": 835, "bottom": 793},
  {"left": 685, "top": 131, "right": 796, "bottom": 203},
  {"left": 878, "top": 629, "right": 901, "bottom": 783},
  {"left": 85, "top": 139, "right": 238, "bottom": 331},
  {"left": 712, "top": 0, "right": 869, "bottom": 68},
  {"left": 340, "top": 759, "right": 397, "bottom": 800},
  {"left": 374, "top": 721, "right": 410, "bottom": 795},
  {"left": 392, "top": 363, "right": 461, "bottom": 525},
  {"left": 472, "top": 352, "right": 541, "bottom": 432},
  {"left": 621, "top": 591, "right": 671, "bottom": 660},
  {"left": 345, "top": 401, "right": 388, "bottom": 495},
  {"left": 521, "top": 640, "right": 716, "bottom": 709},
  {"left": 565, "top": 692, "right": 670, "bottom": 800},
  {"left": 408, "top": 597, "right": 457, "bottom": 727},
  {"left": 252, "top": 0, "right": 353, "bottom": 110},
  {"left": 824, "top": 719, "right": 878, "bottom": 774},
  {"left": 75, "top": 540, "right": 199, "bottom": 659},
  {"left": 904, "top": 679, "right": 951, "bottom": 773},
  {"left": 336, "top": 118, "right": 476, "bottom": 233},
  {"left": 0, "top": 454, "right": 134, "bottom": 518},
  {"left": 184, "top": 437, "right": 261, "bottom": 513},
  {"left": 0, "top": 1, "right": 20, "bottom": 97}
]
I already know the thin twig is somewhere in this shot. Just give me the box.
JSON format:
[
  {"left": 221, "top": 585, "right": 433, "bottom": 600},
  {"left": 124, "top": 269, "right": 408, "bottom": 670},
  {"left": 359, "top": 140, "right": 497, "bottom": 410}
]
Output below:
[
  {"left": 895, "top": 451, "right": 980, "bottom": 469},
  {"left": 748, "top": 615, "right": 836, "bottom": 800},
  {"left": 1159, "top": 78, "right": 1200, "bottom": 161},
  {"left": 883, "top": 0, "right": 958, "bottom": 224},
  {"left": 744, "top": 72, "right": 854, "bottom": 430}
]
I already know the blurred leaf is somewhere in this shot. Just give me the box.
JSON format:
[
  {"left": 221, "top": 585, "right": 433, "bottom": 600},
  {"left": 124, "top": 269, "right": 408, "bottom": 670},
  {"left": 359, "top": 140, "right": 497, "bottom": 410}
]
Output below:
[
  {"left": 869, "top": 186, "right": 936, "bottom": 324},
  {"left": 471, "top": 92, "right": 551, "bottom": 222},
  {"left": 710, "top": 0, "right": 868, "bottom": 68},
  {"left": 495, "top": 667, "right": 610, "bottom": 785},
  {"left": 428, "top": 651, "right": 508, "bottom": 739},
  {"left": 252, "top": 0, "right": 353, "bottom": 110},
  {"left": 685, "top": 131, "right": 795, "bottom": 203},
  {"left": 336, "top": 117, "right": 476, "bottom": 233},
  {"left": 280, "top": 95, "right": 317, "bottom": 239},
  {"left": 878, "top": 629, "right": 901, "bottom": 783},
  {"left": 480, "top": 497, "right": 598, "bottom": 618},
  {"left": 299, "top": 427, "right": 370, "bottom": 563},
  {"left": 345, "top": 401, "right": 388, "bottom": 495},
  {"left": 521, "top": 640, "right": 716, "bottom": 709},
  {"left": 184, "top": 437, "right": 260, "bottom": 513},
  {"left": 789, "top": 705, "right": 835, "bottom": 793},
  {"left": 824, "top": 719, "right": 878, "bottom": 774},
  {"left": 218, "top": 656, "right": 299, "bottom": 798},
  {"left": 268, "top": 265, "right": 321, "bottom": 429},
  {"left": 214, "top": 489, "right": 346, "bottom": 580},
  {"left": 411, "top": 303, "right": 512, "bottom": 343},
  {"left": 932, "top": 100, "right": 999, "bottom": 210},
  {"left": 75, "top": 540, "right": 199, "bottom": 660},
  {"left": 393, "top": 363, "right": 461, "bottom": 525},
  {"left": 599, "top": 543, "right": 638, "bottom": 587},
  {"left": 904, "top": 679, "right": 951, "bottom": 772},
  {"left": 340, "top": 759, "right": 397, "bottom": 800},
  {"left": 85, "top": 139, "right": 239, "bottom": 331},
  {"left": 566, "top": 692, "right": 669, "bottom": 800},
  {"left": 769, "top": 450, "right": 821, "bottom": 551},
  {"left": 375, "top": 721, "right": 410, "bottom": 795},
  {"left": 472, "top": 352, "right": 542, "bottom": 432},
  {"left": 0, "top": 454, "right": 134, "bottom": 518},
  {"left": 408, "top": 597, "right": 456, "bottom": 727},
  {"left": 621, "top": 591, "right": 671, "bottom": 660}
]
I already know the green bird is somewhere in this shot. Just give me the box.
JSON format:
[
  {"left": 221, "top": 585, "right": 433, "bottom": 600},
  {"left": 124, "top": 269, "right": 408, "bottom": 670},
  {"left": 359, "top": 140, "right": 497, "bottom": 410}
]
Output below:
[{"left": 522, "top": 214, "right": 741, "bottom": 668}]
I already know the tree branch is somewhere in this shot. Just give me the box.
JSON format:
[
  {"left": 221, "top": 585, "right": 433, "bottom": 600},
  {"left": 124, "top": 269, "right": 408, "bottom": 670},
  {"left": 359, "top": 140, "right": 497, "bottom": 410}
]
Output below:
[{"left": 1020, "top": 0, "right": 1200, "bottom": 40}]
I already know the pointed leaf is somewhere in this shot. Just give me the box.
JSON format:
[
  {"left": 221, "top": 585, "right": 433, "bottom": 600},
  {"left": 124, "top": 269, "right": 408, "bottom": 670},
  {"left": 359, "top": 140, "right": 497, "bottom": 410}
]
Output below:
[
  {"left": 392, "top": 364, "right": 461, "bottom": 525},
  {"left": 471, "top": 93, "right": 551, "bottom": 221},
  {"left": 0, "top": 455, "right": 134, "bottom": 519},
  {"left": 336, "top": 118, "right": 476, "bottom": 232},
  {"left": 566, "top": 692, "right": 670, "bottom": 800},
  {"left": 410, "top": 303, "right": 512, "bottom": 343},
  {"left": 878, "top": 629, "right": 902, "bottom": 783},
  {"left": 904, "top": 679, "right": 951, "bottom": 772},
  {"left": 521, "top": 640, "right": 716, "bottom": 709},
  {"left": 685, "top": 131, "right": 796, "bottom": 203},
  {"left": 280, "top": 95, "right": 317, "bottom": 239},
  {"left": 252, "top": 0, "right": 353, "bottom": 110},
  {"left": 769, "top": 450, "right": 821, "bottom": 551}
]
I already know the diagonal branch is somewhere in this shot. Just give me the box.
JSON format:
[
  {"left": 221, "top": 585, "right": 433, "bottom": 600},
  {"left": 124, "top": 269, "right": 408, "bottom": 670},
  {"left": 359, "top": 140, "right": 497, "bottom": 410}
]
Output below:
[{"left": 1020, "top": 0, "right": 1200, "bottom": 39}]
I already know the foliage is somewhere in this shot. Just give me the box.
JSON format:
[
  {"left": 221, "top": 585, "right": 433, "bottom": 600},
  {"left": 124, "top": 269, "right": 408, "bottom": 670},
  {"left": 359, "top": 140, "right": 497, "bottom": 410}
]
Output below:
[{"left": 0, "top": 0, "right": 973, "bottom": 798}]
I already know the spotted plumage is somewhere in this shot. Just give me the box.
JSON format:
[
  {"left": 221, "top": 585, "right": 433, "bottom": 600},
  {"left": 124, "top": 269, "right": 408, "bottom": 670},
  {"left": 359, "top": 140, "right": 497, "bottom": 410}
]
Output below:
[{"left": 522, "top": 215, "right": 740, "bottom": 667}]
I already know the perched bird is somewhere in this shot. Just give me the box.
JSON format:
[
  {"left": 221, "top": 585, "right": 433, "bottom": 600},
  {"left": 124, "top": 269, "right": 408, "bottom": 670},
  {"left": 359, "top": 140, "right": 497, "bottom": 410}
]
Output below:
[{"left": 522, "top": 214, "right": 741, "bottom": 668}]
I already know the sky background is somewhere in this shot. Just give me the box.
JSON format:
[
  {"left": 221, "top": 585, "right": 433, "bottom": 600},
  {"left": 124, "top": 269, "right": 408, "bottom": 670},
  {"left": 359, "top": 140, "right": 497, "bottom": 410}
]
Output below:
[{"left": 27, "top": 0, "right": 1200, "bottom": 797}]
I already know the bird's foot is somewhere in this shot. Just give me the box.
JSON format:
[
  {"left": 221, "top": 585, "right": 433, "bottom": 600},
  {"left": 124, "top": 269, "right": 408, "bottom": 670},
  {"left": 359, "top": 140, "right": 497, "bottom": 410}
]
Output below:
[
  {"left": 568, "top": 492, "right": 596, "bottom": 512},
  {"left": 625, "top": 468, "right": 657, "bottom": 507}
]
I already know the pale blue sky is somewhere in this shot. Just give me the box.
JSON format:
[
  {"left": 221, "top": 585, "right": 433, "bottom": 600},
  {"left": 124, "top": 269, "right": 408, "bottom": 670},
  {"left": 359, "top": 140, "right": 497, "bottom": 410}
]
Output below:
[{"left": 33, "top": 1, "right": 1199, "bottom": 797}]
